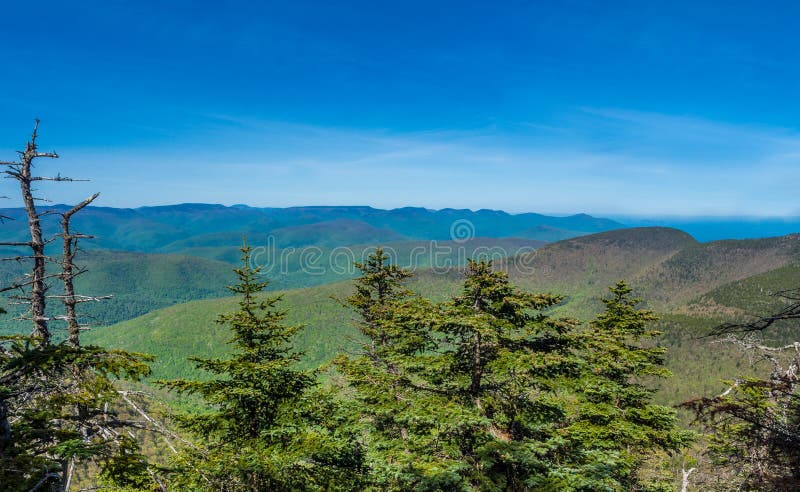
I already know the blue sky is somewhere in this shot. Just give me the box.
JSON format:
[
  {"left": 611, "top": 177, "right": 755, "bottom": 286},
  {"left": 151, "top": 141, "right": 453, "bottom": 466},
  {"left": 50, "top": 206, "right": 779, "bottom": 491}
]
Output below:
[{"left": 1, "top": 0, "right": 799, "bottom": 215}]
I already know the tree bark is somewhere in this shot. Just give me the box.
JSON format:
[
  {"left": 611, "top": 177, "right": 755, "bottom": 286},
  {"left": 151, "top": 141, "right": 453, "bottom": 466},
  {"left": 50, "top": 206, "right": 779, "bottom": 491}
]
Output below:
[
  {"left": 61, "top": 193, "right": 99, "bottom": 347},
  {"left": 0, "top": 397, "right": 10, "bottom": 455},
  {"left": 18, "top": 120, "right": 54, "bottom": 344}
]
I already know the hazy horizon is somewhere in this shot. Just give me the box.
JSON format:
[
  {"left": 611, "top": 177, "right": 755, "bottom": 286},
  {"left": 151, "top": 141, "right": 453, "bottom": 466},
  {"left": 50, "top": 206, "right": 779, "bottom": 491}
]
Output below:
[
  {"left": 3, "top": 1, "right": 799, "bottom": 216},
  {"left": 3, "top": 200, "right": 800, "bottom": 220}
]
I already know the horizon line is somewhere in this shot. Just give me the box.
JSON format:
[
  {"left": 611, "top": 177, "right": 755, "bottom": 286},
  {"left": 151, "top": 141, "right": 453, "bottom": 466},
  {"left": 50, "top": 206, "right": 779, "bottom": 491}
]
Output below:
[{"left": 1, "top": 201, "right": 799, "bottom": 220}]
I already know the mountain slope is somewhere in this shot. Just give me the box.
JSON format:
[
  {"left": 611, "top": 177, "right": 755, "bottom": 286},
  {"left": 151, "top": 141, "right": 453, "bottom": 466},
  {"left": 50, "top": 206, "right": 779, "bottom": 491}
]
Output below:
[
  {"left": 0, "top": 250, "right": 233, "bottom": 331},
  {"left": 79, "top": 227, "right": 746, "bottom": 375},
  {"left": 636, "top": 234, "right": 800, "bottom": 307},
  {"left": 85, "top": 282, "right": 355, "bottom": 380},
  {"left": 160, "top": 237, "right": 546, "bottom": 290},
  {"left": 79, "top": 229, "right": 800, "bottom": 406},
  {"left": 501, "top": 227, "right": 698, "bottom": 315}
]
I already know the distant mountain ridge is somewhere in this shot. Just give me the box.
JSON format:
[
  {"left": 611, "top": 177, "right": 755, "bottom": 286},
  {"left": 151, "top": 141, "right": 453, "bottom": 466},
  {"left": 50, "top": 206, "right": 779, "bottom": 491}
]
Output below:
[{"left": 0, "top": 203, "right": 624, "bottom": 253}]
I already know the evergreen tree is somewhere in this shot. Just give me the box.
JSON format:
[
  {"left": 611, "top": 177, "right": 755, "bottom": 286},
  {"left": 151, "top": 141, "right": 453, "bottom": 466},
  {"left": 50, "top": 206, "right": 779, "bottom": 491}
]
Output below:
[
  {"left": 159, "top": 243, "right": 364, "bottom": 491},
  {"left": 562, "top": 282, "right": 693, "bottom": 490},
  {"left": 425, "top": 259, "right": 583, "bottom": 490},
  {"left": 344, "top": 247, "right": 414, "bottom": 330},
  {"left": 334, "top": 248, "right": 441, "bottom": 488},
  {"left": 0, "top": 338, "right": 155, "bottom": 491}
]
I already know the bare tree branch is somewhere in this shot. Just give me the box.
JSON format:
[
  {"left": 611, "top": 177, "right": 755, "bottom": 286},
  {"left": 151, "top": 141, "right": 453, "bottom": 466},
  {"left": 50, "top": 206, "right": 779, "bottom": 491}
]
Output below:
[
  {"left": 60, "top": 193, "right": 100, "bottom": 347},
  {"left": 709, "top": 289, "right": 800, "bottom": 336},
  {"left": 0, "top": 120, "right": 61, "bottom": 344}
]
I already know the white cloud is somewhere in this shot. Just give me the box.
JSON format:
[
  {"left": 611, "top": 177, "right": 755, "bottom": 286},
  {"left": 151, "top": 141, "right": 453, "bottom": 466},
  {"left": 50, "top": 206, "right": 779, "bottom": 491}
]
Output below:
[{"left": 1, "top": 108, "right": 797, "bottom": 216}]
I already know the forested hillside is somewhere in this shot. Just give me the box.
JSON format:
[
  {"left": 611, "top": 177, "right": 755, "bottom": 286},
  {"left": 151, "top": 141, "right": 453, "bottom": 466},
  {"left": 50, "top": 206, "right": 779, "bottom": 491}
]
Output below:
[
  {"left": 0, "top": 250, "right": 233, "bottom": 332},
  {"left": 86, "top": 227, "right": 800, "bottom": 405}
]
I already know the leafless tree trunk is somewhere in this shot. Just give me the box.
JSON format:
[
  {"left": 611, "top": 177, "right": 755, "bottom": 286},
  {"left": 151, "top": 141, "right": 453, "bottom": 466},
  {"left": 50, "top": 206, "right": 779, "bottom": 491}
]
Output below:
[
  {"left": 0, "top": 120, "right": 60, "bottom": 344},
  {"left": 681, "top": 466, "right": 696, "bottom": 492},
  {"left": 0, "top": 121, "right": 161, "bottom": 489},
  {"left": 59, "top": 193, "right": 100, "bottom": 347},
  {"left": 1, "top": 120, "right": 96, "bottom": 346}
]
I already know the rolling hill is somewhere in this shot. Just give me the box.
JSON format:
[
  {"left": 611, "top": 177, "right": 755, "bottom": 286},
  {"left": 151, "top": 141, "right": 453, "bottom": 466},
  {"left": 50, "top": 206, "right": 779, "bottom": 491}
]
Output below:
[
  {"left": 0, "top": 250, "right": 233, "bottom": 333},
  {"left": 0, "top": 236, "right": 546, "bottom": 331},
  {"left": 500, "top": 229, "right": 800, "bottom": 316},
  {"left": 502, "top": 227, "right": 698, "bottom": 316},
  {"left": 637, "top": 234, "right": 800, "bottom": 306},
  {"left": 84, "top": 227, "right": 800, "bottom": 408}
]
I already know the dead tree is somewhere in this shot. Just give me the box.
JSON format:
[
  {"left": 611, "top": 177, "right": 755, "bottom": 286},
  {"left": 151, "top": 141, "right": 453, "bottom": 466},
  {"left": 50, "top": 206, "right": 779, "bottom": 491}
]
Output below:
[
  {"left": 0, "top": 122, "right": 158, "bottom": 490},
  {"left": 710, "top": 288, "right": 800, "bottom": 336},
  {"left": 57, "top": 192, "right": 109, "bottom": 347},
  {"left": 0, "top": 120, "right": 104, "bottom": 347},
  {"left": 0, "top": 119, "right": 62, "bottom": 344},
  {"left": 683, "top": 289, "right": 800, "bottom": 490}
]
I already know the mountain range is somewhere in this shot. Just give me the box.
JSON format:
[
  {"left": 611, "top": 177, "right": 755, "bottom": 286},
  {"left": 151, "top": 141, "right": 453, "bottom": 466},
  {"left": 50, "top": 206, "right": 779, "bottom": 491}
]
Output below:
[{"left": 0, "top": 204, "right": 624, "bottom": 254}]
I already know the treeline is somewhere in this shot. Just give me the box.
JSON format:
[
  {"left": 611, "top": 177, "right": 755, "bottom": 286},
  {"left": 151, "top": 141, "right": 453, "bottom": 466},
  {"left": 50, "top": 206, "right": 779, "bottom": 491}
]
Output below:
[{"left": 142, "top": 246, "right": 691, "bottom": 491}]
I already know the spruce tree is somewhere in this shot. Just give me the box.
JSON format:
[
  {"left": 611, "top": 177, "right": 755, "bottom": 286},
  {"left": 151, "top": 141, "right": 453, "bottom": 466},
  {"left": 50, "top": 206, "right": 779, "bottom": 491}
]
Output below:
[
  {"left": 426, "top": 259, "right": 583, "bottom": 490},
  {"left": 562, "top": 282, "right": 693, "bottom": 490},
  {"left": 159, "top": 243, "right": 363, "bottom": 491},
  {"left": 334, "top": 248, "right": 441, "bottom": 488}
]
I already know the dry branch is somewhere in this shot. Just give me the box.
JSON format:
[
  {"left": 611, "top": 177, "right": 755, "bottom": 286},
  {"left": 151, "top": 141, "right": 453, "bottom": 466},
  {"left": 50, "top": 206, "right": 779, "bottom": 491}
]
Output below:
[{"left": 60, "top": 193, "right": 100, "bottom": 346}]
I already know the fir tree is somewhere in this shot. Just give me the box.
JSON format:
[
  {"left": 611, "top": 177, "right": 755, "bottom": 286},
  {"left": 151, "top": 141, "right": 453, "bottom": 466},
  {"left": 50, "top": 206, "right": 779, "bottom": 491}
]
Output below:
[
  {"left": 334, "top": 248, "right": 441, "bottom": 488},
  {"left": 563, "top": 281, "right": 693, "bottom": 490},
  {"left": 426, "top": 259, "right": 583, "bottom": 490},
  {"left": 159, "top": 242, "right": 364, "bottom": 491},
  {"left": 0, "top": 338, "right": 154, "bottom": 491}
]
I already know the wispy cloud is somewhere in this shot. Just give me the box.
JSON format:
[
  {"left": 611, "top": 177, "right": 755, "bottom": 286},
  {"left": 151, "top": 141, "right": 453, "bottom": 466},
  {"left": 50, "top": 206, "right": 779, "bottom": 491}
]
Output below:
[{"left": 1, "top": 108, "right": 797, "bottom": 216}]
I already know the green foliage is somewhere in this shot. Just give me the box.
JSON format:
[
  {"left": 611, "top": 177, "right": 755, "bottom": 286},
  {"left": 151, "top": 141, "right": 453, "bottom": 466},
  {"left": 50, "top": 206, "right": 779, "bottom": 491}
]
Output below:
[
  {"left": 334, "top": 248, "right": 442, "bottom": 489},
  {"left": 338, "top": 255, "right": 590, "bottom": 489},
  {"left": 559, "top": 282, "right": 695, "bottom": 489},
  {"left": 336, "top": 257, "right": 693, "bottom": 490},
  {"left": 158, "top": 244, "right": 365, "bottom": 490},
  {"left": 0, "top": 335, "right": 156, "bottom": 491},
  {"left": 423, "top": 259, "right": 583, "bottom": 490}
]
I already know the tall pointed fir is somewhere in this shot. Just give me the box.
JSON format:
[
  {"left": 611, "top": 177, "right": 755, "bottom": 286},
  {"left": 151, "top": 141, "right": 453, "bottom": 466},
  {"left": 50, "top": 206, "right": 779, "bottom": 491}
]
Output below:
[
  {"left": 427, "top": 259, "right": 583, "bottom": 490},
  {"left": 159, "top": 242, "right": 364, "bottom": 491},
  {"left": 333, "top": 248, "right": 442, "bottom": 488},
  {"left": 562, "top": 282, "right": 693, "bottom": 490}
]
